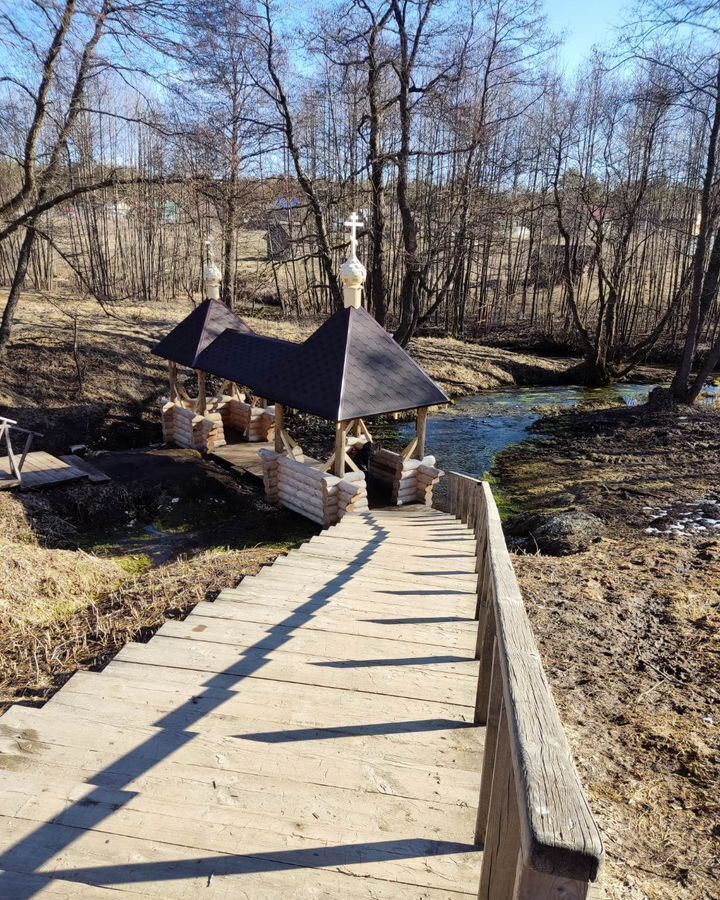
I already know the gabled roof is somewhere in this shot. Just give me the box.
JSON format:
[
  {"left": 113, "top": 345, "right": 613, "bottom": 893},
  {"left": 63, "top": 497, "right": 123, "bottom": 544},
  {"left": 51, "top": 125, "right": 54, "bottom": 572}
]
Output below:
[
  {"left": 152, "top": 299, "right": 253, "bottom": 368},
  {"left": 153, "top": 303, "right": 449, "bottom": 420}
]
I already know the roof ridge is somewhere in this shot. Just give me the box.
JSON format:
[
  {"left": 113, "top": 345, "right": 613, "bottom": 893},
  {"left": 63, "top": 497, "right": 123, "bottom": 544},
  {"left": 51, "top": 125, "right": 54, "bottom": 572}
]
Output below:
[{"left": 338, "top": 306, "right": 353, "bottom": 421}]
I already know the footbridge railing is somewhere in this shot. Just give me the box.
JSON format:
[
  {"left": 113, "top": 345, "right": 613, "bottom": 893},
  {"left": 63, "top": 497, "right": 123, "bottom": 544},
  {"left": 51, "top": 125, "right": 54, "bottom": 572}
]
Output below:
[
  {"left": 441, "top": 472, "right": 604, "bottom": 899},
  {"left": 0, "top": 416, "right": 42, "bottom": 486}
]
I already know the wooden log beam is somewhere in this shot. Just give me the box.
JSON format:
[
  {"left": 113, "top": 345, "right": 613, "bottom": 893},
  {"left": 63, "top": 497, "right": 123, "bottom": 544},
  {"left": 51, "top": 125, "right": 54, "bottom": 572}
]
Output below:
[
  {"left": 274, "top": 404, "right": 284, "bottom": 454},
  {"left": 415, "top": 407, "right": 428, "bottom": 460}
]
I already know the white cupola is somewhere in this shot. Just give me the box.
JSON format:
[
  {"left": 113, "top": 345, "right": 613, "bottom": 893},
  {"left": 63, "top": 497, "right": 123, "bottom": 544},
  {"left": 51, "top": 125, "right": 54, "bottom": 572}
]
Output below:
[
  {"left": 339, "top": 211, "right": 366, "bottom": 309},
  {"left": 203, "top": 241, "right": 222, "bottom": 301}
]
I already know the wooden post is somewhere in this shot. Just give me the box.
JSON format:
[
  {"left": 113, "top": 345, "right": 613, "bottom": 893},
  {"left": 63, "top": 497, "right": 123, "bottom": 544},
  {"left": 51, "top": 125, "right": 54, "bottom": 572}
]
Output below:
[
  {"left": 334, "top": 420, "right": 347, "bottom": 477},
  {"left": 275, "top": 403, "right": 284, "bottom": 454},
  {"left": 168, "top": 361, "right": 178, "bottom": 401},
  {"left": 476, "top": 641, "right": 502, "bottom": 839},
  {"left": 196, "top": 370, "right": 207, "bottom": 415},
  {"left": 415, "top": 407, "right": 428, "bottom": 459},
  {"left": 477, "top": 702, "right": 522, "bottom": 900}
]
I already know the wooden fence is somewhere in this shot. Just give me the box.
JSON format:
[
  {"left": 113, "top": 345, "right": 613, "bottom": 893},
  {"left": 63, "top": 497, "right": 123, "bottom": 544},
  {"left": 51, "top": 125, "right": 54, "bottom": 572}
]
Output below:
[{"left": 441, "top": 472, "right": 604, "bottom": 899}]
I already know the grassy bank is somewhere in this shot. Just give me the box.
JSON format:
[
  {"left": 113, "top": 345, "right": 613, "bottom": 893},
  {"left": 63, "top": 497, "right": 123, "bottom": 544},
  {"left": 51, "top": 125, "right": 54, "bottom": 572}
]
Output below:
[{"left": 492, "top": 404, "right": 720, "bottom": 900}]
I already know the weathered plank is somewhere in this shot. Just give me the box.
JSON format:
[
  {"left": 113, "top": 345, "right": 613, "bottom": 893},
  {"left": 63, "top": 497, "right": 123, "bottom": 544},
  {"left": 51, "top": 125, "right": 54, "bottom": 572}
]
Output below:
[{"left": 0, "top": 505, "right": 485, "bottom": 898}]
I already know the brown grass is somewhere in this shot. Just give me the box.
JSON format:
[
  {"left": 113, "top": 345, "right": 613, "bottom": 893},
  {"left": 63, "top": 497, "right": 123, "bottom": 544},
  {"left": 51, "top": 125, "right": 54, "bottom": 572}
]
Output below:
[{"left": 0, "top": 539, "right": 285, "bottom": 713}]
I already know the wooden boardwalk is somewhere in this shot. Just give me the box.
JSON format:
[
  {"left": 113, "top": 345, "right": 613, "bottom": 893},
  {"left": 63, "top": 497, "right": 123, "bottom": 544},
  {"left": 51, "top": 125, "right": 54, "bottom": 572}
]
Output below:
[
  {"left": 211, "top": 441, "right": 323, "bottom": 480},
  {"left": 0, "top": 506, "right": 484, "bottom": 898},
  {"left": 0, "top": 451, "right": 110, "bottom": 491}
]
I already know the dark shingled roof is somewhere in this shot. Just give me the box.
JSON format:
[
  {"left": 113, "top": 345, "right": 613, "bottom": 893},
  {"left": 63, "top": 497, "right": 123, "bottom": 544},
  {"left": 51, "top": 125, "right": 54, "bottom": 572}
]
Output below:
[
  {"left": 152, "top": 299, "right": 253, "bottom": 368},
  {"left": 154, "top": 303, "right": 449, "bottom": 420},
  {"left": 276, "top": 306, "right": 448, "bottom": 419},
  {"left": 194, "top": 330, "right": 297, "bottom": 391}
]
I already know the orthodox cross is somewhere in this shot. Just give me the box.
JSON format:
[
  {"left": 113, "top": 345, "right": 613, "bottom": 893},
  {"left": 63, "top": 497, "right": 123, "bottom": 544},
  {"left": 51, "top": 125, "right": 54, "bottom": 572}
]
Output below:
[{"left": 344, "top": 212, "right": 363, "bottom": 258}]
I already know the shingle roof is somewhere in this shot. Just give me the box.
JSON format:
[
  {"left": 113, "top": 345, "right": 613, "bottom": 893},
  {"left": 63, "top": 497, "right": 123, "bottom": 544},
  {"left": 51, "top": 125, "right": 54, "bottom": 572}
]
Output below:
[
  {"left": 151, "top": 299, "right": 253, "bottom": 368},
  {"left": 153, "top": 304, "right": 449, "bottom": 420},
  {"left": 194, "top": 330, "right": 297, "bottom": 390}
]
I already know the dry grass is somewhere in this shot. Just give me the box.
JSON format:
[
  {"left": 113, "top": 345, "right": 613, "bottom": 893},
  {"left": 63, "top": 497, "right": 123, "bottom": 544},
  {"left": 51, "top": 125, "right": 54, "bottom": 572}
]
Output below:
[
  {"left": 0, "top": 543, "right": 283, "bottom": 712},
  {"left": 0, "top": 493, "right": 124, "bottom": 631}
]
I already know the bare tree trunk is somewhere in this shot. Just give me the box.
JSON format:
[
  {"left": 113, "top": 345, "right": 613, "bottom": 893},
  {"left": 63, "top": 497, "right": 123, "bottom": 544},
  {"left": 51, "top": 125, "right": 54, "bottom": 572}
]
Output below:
[{"left": 0, "top": 228, "right": 35, "bottom": 354}]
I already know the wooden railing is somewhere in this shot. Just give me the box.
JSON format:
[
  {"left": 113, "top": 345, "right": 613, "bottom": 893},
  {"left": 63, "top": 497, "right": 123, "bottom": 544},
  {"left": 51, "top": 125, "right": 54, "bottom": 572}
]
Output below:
[
  {"left": 442, "top": 472, "right": 604, "bottom": 899},
  {"left": 0, "top": 417, "right": 42, "bottom": 486}
]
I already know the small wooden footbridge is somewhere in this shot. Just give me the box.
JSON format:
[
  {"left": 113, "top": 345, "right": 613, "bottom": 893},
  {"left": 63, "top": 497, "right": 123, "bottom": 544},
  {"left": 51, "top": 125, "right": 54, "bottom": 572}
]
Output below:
[{"left": 0, "top": 474, "right": 603, "bottom": 899}]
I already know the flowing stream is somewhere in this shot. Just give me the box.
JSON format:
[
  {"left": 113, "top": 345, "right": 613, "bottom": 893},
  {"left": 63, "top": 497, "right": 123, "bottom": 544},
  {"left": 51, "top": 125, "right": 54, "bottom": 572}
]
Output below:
[{"left": 400, "top": 383, "right": 719, "bottom": 481}]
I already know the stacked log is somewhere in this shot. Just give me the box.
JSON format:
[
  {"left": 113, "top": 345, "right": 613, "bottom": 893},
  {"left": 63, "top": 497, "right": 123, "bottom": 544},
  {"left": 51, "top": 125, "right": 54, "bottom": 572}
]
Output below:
[
  {"left": 337, "top": 471, "right": 369, "bottom": 518},
  {"left": 260, "top": 451, "right": 342, "bottom": 527},
  {"left": 368, "top": 448, "right": 402, "bottom": 487},
  {"left": 369, "top": 447, "right": 444, "bottom": 507},
  {"left": 193, "top": 411, "right": 225, "bottom": 452},
  {"left": 160, "top": 401, "right": 226, "bottom": 452},
  {"left": 416, "top": 462, "right": 444, "bottom": 506},
  {"left": 247, "top": 405, "right": 276, "bottom": 442},
  {"left": 216, "top": 399, "right": 276, "bottom": 442},
  {"left": 217, "top": 397, "right": 251, "bottom": 435},
  {"left": 258, "top": 449, "right": 280, "bottom": 502}
]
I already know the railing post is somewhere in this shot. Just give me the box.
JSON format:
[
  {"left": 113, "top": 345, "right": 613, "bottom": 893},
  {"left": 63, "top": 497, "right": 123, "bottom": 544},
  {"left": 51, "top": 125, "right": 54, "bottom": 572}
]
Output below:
[
  {"left": 477, "top": 700, "right": 522, "bottom": 900},
  {"left": 475, "top": 639, "right": 502, "bottom": 838},
  {"left": 474, "top": 592, "right": 496, "bottom": 722},
  {"left": 512, "top": 863, "right": 600, "bottom": 899}
]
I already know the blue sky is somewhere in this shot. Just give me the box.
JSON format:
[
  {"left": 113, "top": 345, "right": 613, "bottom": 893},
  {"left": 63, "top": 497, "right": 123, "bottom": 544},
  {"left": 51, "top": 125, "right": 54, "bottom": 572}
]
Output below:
[{"left": 545, "top": 0, "right": 631, "bottom": 70}]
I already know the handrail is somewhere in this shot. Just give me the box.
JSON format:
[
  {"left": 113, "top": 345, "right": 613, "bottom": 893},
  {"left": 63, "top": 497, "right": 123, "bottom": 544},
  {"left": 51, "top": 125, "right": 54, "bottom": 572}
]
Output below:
[
  {"left": 440, "top": 471, "right": 604, "bottom": 899},
  {"left": 0, "top": 418, "right": 42, "bottom": 484},
  {"left": 0, "top": 416, "right": 43, "bottom": 438}
]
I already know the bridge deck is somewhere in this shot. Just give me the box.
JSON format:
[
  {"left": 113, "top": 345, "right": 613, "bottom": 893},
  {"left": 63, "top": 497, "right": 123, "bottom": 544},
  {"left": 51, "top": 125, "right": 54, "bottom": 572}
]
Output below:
[{"left": 0, "top": 507, "right": 484, "bottom": 898}]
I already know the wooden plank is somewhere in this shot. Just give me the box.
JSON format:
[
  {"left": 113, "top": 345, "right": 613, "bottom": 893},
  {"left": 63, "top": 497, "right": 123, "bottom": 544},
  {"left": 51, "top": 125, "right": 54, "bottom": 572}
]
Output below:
[
  {"left": 0, "top": 705, "right": 483, "bottom": 807},
  {"left": 0, "top": 869, "right": 160, "bottom": 899},
  {"left": 58, "top": 455, "right": 110, "bottom": 483},
  {"left": 156, "top": 615, "right": 477, "bottom": 675},
  {"left": 0, "top": 818, "right": 477, "bottom": 900},
  {"left": 512, "top": 863, "right": 599, "bottom": 900},
  {"left": 222, "top": 577, "right": 477, "bottom": 609},
  {"left": 198, "top": 596, "right": 477, "bottom": 649},
  {"left": 69, "top": 664, "right": 477, "bottom": 722},
  {"left": 260, "top": 558, "right": 478, "bottom": 593},
  {"left": 113, "top": 634, "right": 478, "bottom": 704},
  {"left": 477, "top": 704, "right": 521, "bottom": 900},
  {"left": 0, "top": 451, "right": 90, "bottom": 490}
]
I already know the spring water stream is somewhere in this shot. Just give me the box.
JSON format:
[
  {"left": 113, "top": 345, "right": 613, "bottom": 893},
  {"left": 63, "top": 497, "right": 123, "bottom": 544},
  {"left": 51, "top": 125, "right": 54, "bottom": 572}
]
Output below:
[{"left": 400, "top": 383, "right": 719, "bottom": 482}]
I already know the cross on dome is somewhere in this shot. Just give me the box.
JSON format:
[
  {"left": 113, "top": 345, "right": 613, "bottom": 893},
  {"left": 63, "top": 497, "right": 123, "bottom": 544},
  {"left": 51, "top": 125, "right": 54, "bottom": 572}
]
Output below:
[{"left": 344, "top": 211, "right": 363, "bottom": 258}]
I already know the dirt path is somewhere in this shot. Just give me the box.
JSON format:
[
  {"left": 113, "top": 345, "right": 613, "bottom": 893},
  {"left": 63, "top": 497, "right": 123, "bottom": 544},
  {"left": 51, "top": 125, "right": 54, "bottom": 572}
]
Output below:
[{"left": 494, "top": 406, "right": 720, "bottom": 900}]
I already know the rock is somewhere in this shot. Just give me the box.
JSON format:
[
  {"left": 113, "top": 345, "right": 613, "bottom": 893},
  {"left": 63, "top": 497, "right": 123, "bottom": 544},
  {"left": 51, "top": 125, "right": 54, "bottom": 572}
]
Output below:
[{"left": 514, "top": 510, "right": 606, "bottom": 556}]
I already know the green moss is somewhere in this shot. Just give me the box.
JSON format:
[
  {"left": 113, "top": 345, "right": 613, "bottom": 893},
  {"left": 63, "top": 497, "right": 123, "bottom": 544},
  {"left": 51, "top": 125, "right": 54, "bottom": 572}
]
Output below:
[{"left": 116, "top": 554, "right": 153, "bottom": 576}]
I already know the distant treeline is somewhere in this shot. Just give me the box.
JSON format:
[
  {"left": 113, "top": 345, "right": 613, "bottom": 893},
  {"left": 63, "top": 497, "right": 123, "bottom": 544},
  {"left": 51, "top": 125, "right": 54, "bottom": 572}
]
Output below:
[{"left": 0, "top": 0, "right": 718, "bottom": 400}]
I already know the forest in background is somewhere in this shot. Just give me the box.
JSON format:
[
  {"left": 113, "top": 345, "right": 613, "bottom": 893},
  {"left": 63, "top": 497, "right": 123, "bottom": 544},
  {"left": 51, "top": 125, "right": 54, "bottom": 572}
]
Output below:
[{"left": 0, "top": 0, "right": 719, "bottom": 399}]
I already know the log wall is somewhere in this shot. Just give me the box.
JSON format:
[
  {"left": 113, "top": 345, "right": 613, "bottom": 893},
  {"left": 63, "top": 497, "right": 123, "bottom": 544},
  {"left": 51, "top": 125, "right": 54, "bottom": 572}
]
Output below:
[
  {"left": 215, "top": 397, "right": 275, "bottom": 443},
  {"left": 161, "top": 401, "right": 226, "bottom": 452},
  {"left": 259, "top": 450, "right": 368, "bottom": 528},
  {"left": 368, "top": 447, "right": 443, "bottom": 506}
]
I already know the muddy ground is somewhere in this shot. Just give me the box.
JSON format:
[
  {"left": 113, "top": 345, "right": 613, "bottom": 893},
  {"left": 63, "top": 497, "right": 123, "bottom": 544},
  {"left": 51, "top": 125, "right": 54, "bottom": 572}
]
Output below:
[{"left": 494, "top": 405, "right": 720, "bottom": 900}]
